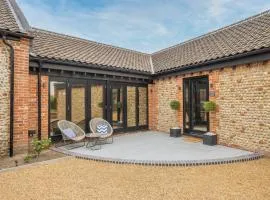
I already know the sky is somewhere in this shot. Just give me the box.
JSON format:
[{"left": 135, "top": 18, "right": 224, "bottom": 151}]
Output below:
[{"left": 17, "top": 0, "right": 270, "bottom": 53}]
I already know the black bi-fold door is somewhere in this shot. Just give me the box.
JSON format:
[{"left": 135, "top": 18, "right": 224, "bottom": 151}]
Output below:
[
  {"left": 183, "top": 76, "right": 209, "bottom": 136},
  {"left": 107, "top": 82, "right": 148, "bottom": 132},
  {"left": 49, "top": 77, "right": 148, "bottom": 136}
]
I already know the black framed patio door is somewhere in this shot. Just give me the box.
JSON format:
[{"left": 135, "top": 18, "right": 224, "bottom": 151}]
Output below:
[
  {"left": 107, "top": 83, "right": 126, "bottom": 130},
  {"left": 49, "top": 77, "right": 148, "bottom": 136},
  {"left": 183, "top": 76, "right": 209, "bottom": 136},
  {"left": 54, "top": 78, "right": 107, "bottom": 133},
  {"left": 107, "top": 82, "right": 148, "bottom": 132}
]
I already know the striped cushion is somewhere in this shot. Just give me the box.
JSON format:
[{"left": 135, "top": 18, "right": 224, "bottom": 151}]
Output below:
[{"left": 96, "top": 123, "right": 108, "bottom": 135}]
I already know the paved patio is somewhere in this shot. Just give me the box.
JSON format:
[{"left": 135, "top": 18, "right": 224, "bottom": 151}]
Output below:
[{"left": 56, "top": 131, "right": 261, "bottom": 166}]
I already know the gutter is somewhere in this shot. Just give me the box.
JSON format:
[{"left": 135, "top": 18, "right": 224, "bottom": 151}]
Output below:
[
  {"left": 2, "top": 35, "right": 15, "bottom": 157},
  {"left": 0, "top": 28, "right": 33, "bottom": 39},
  {"left": 29, "top": 56, "right": 152, "bottom": 77},
  {"left": 153, "top": 47, "right": 270, "bottom": 78}
]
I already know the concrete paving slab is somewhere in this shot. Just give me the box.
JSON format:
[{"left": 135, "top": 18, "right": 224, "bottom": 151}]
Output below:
[{"left": 59, "top": 131, "right": 255, "bottom": 162}]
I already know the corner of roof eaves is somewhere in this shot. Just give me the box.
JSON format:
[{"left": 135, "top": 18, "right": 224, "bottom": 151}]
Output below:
[{"left": 6, "top": 0, "right": 30, "bottom": 33}]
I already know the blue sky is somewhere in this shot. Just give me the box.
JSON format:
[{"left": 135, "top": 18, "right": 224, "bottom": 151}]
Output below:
[{"left": 17, "top": 0, "right": 270, "bottom": 53}]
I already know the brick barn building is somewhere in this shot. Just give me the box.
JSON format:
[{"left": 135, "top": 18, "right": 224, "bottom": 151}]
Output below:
[{"left": 0, "top": 0, "right": 269, "bottom": 157}]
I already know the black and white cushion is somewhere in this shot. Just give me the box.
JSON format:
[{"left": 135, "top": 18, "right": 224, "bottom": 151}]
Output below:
[{"left": 96, "top": 123, "right": 108, "bottom": 135}]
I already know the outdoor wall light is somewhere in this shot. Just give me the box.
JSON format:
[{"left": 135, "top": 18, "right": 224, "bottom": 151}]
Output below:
[{"left": 28, "top": 129, "right": 36, "bottom": 137}]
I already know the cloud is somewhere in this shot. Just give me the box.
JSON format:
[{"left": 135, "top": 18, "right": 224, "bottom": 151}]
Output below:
[{"left": 17, "top": 0, "right": 270, "bottom": 53}]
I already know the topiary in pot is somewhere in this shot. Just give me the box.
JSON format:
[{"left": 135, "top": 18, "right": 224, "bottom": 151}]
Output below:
[
  {"left": 170, "top": 100, "right": 180, "bottom": 111},
  {"left": 98, "top": 102, "right": 103, "bottom": 108},
  {"left": 203, "top": 101, "right": 217, "bottom": 112}
]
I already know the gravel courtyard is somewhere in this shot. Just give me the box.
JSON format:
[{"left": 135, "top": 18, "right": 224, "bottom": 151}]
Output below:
[{"left": 0, "top": 157, "right": 269, "bottom": 200}]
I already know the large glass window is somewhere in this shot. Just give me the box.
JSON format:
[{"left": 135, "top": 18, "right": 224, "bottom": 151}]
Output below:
[
  {"left": 127, "top": 86, "right": 136, "bottom": 127},
  {"left": 71, "top": 83, "right": 85, "bottom": 130},
  {"left": 112, "top": 86, "right": 123, "bottom": 129},
  {"left": 184, "top": 80, "right": 190, "bottom": 129},
  {"left": 49, "top": 81, "right": 66, "bottom": 136},
  {"left": 138, "top": 87, "right": 147, "bottom": 126},
  {"left": 91, "top": 84, "right": 104, "bottom": 119}
]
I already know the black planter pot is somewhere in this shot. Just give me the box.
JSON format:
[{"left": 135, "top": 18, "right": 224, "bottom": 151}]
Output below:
[
  {"left": 203, "top": 133, "right": 217, "bottom": 145},
  {"left": 170, "top": 127, "right": 182, "bottom": 137},
  {"left": 50, "top": 134, "right": 62, "bottom": 143}
]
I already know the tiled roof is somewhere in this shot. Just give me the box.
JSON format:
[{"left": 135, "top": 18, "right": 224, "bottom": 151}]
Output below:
[
  {"left": 1, "top": 0, "right": 269, "bottom": 74},
  {"left": 0, "top": 0, "right": 29, "bottom": 33},
  {"left": 152, "top": 10, "right": 270, "bottom": 73},
  {"left": 0, "top": 0, "right": 20, "bottom": 32},
  {"left": 30, "top": 28, "right": 153, "bottom": 73}
]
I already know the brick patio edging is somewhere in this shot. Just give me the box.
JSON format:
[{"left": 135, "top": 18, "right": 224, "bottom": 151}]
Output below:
[{"left": 51, "top": 147, "right": 264, "bottom": 167}]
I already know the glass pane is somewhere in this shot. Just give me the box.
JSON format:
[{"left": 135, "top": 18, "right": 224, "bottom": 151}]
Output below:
[
  {"left": 91, "top": 84, "right": 104, "bottom": 119},
  {"left": 49, "top": 81, "right": 66, "bottom": 136},
  {"left": 184, "top": 80, "right": 190, "bottom": 129},
  {"left": 192, "top": 79, "right": 208, "bottom": 132},
  {"left": 138, "top": 87, "right": 147, "bottom": 126},
  {"left": 112, "top": 87, "right": 123, "bottom": 128},
  {"left": 127, "top": 86, "right": 136, "bottom": 127},
  {"left": 71, "top": 83, "right": 85, "bottom": 130}
]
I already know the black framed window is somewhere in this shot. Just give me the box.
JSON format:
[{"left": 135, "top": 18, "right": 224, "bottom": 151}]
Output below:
[
  {"left": 49, "top": 76, "right": 149, "bottom": 136},
  {"left": 49, "top": 78, "right": 67, "bottom": 136},
  {"left": 127, "top": 86, "right": 136, "bottom": 127},
  {"left": 70, "top": 81, "right": 86, "bottom": 130},
  {"left": 183, "top": 76, "right": 209, "bottom": 135}
]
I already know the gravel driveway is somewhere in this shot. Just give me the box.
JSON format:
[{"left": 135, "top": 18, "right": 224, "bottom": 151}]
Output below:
[{"left": 0, "top": 157, "right": 269, "bottom": 200}]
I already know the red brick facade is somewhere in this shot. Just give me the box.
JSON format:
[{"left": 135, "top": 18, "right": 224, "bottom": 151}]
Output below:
[
  {"left": 13, "top": 38, "right": 30, "bottom": 154},
  {"left": 28, "top": 75, "right": 49, "bottom": 141},
  {"left": 0, "top": 37, "right": 50, "bottom": 156}
]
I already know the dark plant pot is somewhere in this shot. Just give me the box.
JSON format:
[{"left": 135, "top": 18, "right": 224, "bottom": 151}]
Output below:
[
  {"left": 50, "top": 134, "right": 62, "bottom": 143},
  {"left": 170, "top": 127, "right": 182, "bottom": 137},
  {"left": 203, "top": 133, "right": 217, "bottom": 146}
]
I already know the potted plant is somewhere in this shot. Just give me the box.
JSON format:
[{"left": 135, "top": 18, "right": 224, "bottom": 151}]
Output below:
[
  {"left": 202, "top": 101, "right": 217, "bottom": 145},
  {"left": 98, "top": 102, "right": 103, "bottom": 108},
  {"left": 203, "top": 101, "right": 217, "bottom": 112},
  {"left": 169, "top": 100, "right": 181, "bottom": 137},
  {"left": 170, "top": 100, "right": 180, "bottom": 111}
]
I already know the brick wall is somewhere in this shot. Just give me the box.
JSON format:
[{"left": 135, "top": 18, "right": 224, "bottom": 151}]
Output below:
[
  {"left": 28, "top": 75, "right": 38, "bottom": 138},
  {"left": 0, "top": 38, "right": 33, "bottom": 156},
  {"left": 148, "top": 61, "right": 270, "bottom": 154},
  {"left": 217, "top": 62, "right": 270, "bottom": 153},
  {"left": 148, "top": 84, "right": 158, "bottom": 130},
  {"left": 29, "top": 75, "right": 49, "bottom": 140},
  {"left": 0, "top": 36, "right": 49, "bottom": 156},
  {"left": 12, "top": 38, "right": 30, "bottom": 154},
  {"left": 0, "top": 41, "right": 10, "bottom": 156},
  {"left": 156, "top": 78, "right": 180, "bottom": 132}
]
